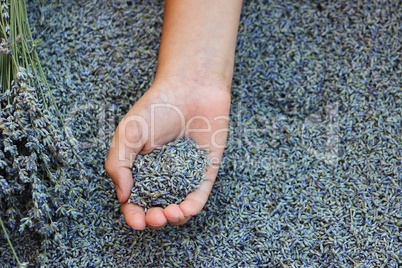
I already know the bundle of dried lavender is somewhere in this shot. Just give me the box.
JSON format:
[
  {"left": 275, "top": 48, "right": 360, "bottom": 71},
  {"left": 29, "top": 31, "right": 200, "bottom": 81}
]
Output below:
[{"left": 0, "top": 1, "right": 88, "bottom": 265}]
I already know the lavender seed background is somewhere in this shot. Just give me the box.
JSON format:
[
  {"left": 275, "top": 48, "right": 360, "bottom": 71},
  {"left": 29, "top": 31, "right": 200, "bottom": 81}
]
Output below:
[{"left": 1, "top": 0, "right": 402, "bottom": 266}]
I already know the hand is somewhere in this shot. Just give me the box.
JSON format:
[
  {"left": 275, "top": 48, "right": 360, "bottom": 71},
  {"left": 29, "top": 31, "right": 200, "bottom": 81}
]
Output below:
[
  {"left": 105, "top": 80, "right": 230, "bottom": 230},
  {"left": 106, "top": 0, "right": 241, "bottom": 230}
]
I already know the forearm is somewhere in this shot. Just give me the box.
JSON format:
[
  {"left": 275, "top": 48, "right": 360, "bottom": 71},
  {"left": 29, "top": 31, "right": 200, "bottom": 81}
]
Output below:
[{"left": 154, "top": 0, "right": 243, "bottom": 90}]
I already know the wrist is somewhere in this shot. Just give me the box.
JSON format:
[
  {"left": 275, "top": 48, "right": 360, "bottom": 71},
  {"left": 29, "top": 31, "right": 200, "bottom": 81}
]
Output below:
[{"left": 153, "top": 54, "right": 234, "bottom": 92}]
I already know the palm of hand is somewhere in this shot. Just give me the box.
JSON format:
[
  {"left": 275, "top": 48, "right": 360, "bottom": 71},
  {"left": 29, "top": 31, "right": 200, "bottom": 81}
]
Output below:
[{"left": 105, "top": 82, "right": 231, "bottom": 229}]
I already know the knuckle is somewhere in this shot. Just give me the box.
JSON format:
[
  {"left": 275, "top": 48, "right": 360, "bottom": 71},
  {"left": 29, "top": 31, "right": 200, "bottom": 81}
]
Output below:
[
  {"left": 124, "top": 128, "right": 143, "bottom": 144},
  {"left": 104, "top": 159, "right": 114, "bottom": 177}
]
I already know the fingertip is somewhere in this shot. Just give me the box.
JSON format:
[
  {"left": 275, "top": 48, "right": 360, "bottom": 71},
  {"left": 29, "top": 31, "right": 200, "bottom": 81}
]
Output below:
[
  {"left": 130, "top": 215, "right": 147, "bottom": 230},
  {"left": 179, "top": 199, "right": 203, "bottom": 217},
  {"left": 164, "top": 204, "right": 182, "bottom": 221},
  {"left": 145, "top": 207, "right": 167, "bottom": 229},
  {"left": 164, "top": 204, "right": 191, "bottom": 225},
  {"left": 121, "top": 203, "right": 146, "bottom": 230}
]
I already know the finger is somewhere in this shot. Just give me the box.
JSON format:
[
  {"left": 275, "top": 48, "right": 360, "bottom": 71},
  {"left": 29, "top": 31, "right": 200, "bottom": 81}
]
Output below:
[
  {"left": 105, "top": 118, "right": 145, "bottom": 203},
  {"left": 164, "top": 204, "right": 191, "bottom": 225},
  {"left": 179, "top": 163, "right": 218, "bottom": 216},
  {"left": 105, "top": 140, "right": 135, "bottom": 202},
  {"left": 180, "top": 178, "right": 215, "bottom": 216},
  {"left": 145, "top": 207, "right": 167, "bottom": 229},
  {"left": 121, "top": 202, "right": 146, "bottom": 230},
  {"left": 105, "top": 157, "right": 134, "bottom": 203}
]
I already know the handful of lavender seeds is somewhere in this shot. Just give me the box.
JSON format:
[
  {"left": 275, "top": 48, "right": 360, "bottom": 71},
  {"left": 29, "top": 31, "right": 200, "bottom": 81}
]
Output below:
[{"left": 129, "top": 137, "right": 210, "bottom": 210}]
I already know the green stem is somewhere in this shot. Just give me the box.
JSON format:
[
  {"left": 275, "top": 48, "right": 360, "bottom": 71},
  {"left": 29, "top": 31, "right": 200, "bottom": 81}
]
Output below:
[{"left": 0, "top": 216, "right": 21, "bottom": 265}]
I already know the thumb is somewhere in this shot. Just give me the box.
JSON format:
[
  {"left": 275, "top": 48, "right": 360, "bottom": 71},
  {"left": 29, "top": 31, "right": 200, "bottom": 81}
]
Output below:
[{"left": 105, "top": 115, "right": 147, "bottom": 203}]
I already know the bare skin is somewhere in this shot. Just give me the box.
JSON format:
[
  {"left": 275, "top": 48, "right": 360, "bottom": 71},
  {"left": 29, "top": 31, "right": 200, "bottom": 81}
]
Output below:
[{"left": 105, "top": 0, "right": 243, "bottom": 230}]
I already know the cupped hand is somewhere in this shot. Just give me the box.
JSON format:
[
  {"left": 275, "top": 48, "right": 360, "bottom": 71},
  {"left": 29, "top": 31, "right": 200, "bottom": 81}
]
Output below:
[{"left": 105, "top": 80, "right": 230, "bottom": 230}]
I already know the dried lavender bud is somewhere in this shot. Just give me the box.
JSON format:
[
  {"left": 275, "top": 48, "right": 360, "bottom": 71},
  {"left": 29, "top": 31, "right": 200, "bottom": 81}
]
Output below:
[{"left": 129, "top": 137, "right": 210, "bottom": 210}]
